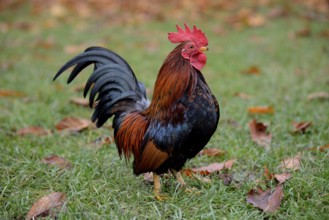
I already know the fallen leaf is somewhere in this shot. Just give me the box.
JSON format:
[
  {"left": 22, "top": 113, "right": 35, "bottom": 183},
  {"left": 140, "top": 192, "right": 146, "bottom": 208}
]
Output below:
[
  {"left": 219, "top": 173, "right": 233, "bottom": 186},
  {"left": 274, "top": 172, "right": 291, "bottom": 184},
  {"left": 70, "top": 97, "right": 89, "bottom": 107},
  {"left": 26, "top": 192, "right": 66, "bottom": 219},
  {"left": 41, "top": 155, "right": 72, "bottom": 169},
  {"left": 308, "top": 144, "right": 329, "bottom": 152},
  {"left": 295, "top": 27, "right": 311, "bottom": 37},
  {"left": 242, "top": 66, "right": 261, "bottom": 75},
  {"left": 249, "top": 119, "right": 272, "bottom": 149},
  {"left": 198, "top": 148, "right": 225, "bottom": 157},
  {"left": 279, "top": 152, "right": 302, "bottom": 171},
  {"left": 0, "top": 89, "right": 25, "bottom": 97},
  {"left": 184, "top": 159, "right": 236, "bottom": 176},
  {"left": 87, "top": 136, "right": 114, "bottom": 149},
  {"left": 16, "top": 126, "right": 51, "bottom": 136},
  {"left": 144, "top": 172, "right": 153, "bottom": 183},
  {"left": 248, "top": 106, "right": 274, "bottom": 114},
  {"left": 247, "top": 184, "right": 284, "bottom": 213},
  {"left": 307, "top": 91, "right": 329, "bottom": 100},
  {"left": 247, "top": 14, "right": 266, "bottom": 27},
  {"left": 64, "top": 44, "right": 86, "bottom": 55},
  {"left": 234, "top": 92, "right": 252, "bottom": 99},
  {"left": 292, "top": 121, "right": 312, "bottom": 134},
  {"left": 263, "top": 166, "right": 274, "bottom": 181},
  {"left": 55, "top": 116, "right": 91, "bottom": 132}
]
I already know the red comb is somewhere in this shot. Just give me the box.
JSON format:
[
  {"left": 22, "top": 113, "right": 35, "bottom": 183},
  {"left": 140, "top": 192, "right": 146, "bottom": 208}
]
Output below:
[{"left": 168, "top": 23, "right": 208, "bottom": 46}]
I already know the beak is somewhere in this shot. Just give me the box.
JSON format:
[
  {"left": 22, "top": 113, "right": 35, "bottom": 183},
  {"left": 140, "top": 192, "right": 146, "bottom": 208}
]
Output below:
[{"left": 200, "top": 46, "right": 209, "bottom": 52}]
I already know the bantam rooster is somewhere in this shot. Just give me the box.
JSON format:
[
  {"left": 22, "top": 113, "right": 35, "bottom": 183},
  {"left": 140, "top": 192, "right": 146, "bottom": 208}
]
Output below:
[{"left": 54, "top": 24, "right": 219, "bottom": 200}]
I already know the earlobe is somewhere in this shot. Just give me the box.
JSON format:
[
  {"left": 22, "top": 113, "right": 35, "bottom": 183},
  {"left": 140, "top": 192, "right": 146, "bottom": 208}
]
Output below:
[{"left": 181, "top": 51, "right": 190, "bottom": 60}]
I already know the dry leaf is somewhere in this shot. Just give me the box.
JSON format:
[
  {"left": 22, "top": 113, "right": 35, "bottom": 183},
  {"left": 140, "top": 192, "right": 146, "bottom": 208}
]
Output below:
[
  {"left": 308, "top": 144, "right": 329, "bottom": 152},
  {"left": 55, "top": 116, "right": 91, "bottom": 132},
  {"left": 26, "top": 192, "right": 66, "bottom": 219},
  {"left": 198, "top": 148, "right": 225, "bottom": 157},
  {"left": 64, "top": 44, "right": 86, "bottom": 55},
  {"left": 184, "top": 159, "right": 236, "bottom": 176},
  {"left": 307, "top": 91, "right": 329, "bottom": 101},
  {"left": 70, "top": 97, "right": 89, "bottom": 107},
  {"left": 87, "top": 136, "right": 114, "bottom": 149},
  {"left": 292, "top": 121, "right": 312, "bottom": 134},
  {"left": 41, "top": 155, "right": 72, "bottom": 169},
  {"left": 0, "top": 89, "right": 25, "bottom": 97},
  {"left": 219, "top": 173, "right": 233, "bottom": 186},
  {"left": 295, "top": 27, "right": 311, "bottom": 37},
  {"left": 143, "top": 172, "right": 153, "bottom": 183},
  {"left": 247, "top": 184, "right": 284, "bottom": 213},
  {"left": 234, "top": 92, "right": 252, "bottom": 99},
  {"left": 248, "top": 106, "right": 274, "bottom": 114},
  {"left": 16, "top": 126, "right": 51, "bottom": 136},
  {"left": 274, "top": 172, "right": 291, "bottom": 184},
  {"left": 242, "top": 66, "right": 261, "bottom": 75},
  {"left": 279, "top": 152, "right": 302, "bottom": 171},
  {"left": 247, "top": 14, "right": 266, "bottom": 27},
  {"left": 263, "top": 166, "right": 274, "bottom": 181},
  {"left": 249, "top": 119, "right": 272, "bottom": 149}
]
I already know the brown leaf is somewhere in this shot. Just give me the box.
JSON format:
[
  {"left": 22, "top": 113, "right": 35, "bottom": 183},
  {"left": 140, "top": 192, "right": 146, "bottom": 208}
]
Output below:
[
  {"left": 70, "top": 97, "right": 89, "bottom": 107},
  {"left": 219, "top": 173, "right": 233, "bottom": 186},
  {"left": 295, "top": 27, "right": 311, "bottom": 37},
  {"left": 184, "top": 159, "right": 236, "bottom": 176},
  {"left": 143, "top": 172, "right": 153, "bottom": 183},
  {"left": 234, "top": 92, "right": 252, "bottom": 99},
  {"left": 16, "top": 126, "right": 51, "bottom": 136},
  {"left": 87, "top": 136, "right": 114, "bottom": 149},
  {"left": 247, "top": 184, "right": 284, "bottom": 213},
  {"left": 55, "top": 116, "right": 91, "bottom": 132},
  {"left": 279, "top": 152, "right": 302, "bottom": 171},
  {"left": 263, "top": 166, "right": 274, "bottom": 181},
  {"left": 0, "top": 89, "right": 25, "bottom": 97},
  {"left": 292, "top": 121, "right": 312, "bottom": 134},
  {"left": 274, "top": 172, "right": 291, "bottom": 184},
  {"left": 249, "top": 119, "right": 272, "bottom": 148},
  {"left": 26, "top": 192, "right": 66, "bottom": 219},
  {"left": 247, "top": 14, "right": 266, "bottom": 28},
  {"left": 248, "top": 106, "right": 274, "bottom": 114},
  {"left": 307, "top": 91, "right": 329, "bottom": 101},
  {"left": 242, "top": 66, "right": 261, "bottom": 75},
  {"left": 41, "top": 155, "right": 72, "bottom": 169},
  {"left": 64, "top": 44, "right": 86, "bottom": 55},
  {"left": 308, "top": 144, "right": 329, "bottom": 152},
  {"left": 198, "top": 148, "right": 225, "bottom": 157}
]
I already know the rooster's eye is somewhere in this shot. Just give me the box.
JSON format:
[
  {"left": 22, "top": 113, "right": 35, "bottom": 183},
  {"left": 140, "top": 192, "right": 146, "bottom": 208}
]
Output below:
[{"left": 189, "top": 45, "right": 194, "bottom": 49}]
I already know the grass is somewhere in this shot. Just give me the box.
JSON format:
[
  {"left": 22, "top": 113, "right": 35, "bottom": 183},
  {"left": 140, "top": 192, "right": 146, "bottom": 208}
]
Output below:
[{"left": 1, "top": 3, "right": 329, "bottom": 219}]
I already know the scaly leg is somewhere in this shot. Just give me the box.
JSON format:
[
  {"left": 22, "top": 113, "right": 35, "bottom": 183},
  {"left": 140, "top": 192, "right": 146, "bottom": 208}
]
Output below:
[
  {"left": 153, "top": 172, "right": 167, "bottom": 201},
  {"left": 170, "top": 169, "right": 186, "bottom": 186}
]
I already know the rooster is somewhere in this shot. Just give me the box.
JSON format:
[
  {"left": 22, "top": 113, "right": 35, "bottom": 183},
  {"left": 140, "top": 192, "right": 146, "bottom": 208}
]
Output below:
[{"left": 54, "top": 24, "right": 219, "bottom": 200}]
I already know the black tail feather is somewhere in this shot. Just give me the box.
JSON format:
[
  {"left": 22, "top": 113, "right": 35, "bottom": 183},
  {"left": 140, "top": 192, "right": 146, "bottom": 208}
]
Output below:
[{"left": 54, "top": 46, "right": 148, "bottom": 127}]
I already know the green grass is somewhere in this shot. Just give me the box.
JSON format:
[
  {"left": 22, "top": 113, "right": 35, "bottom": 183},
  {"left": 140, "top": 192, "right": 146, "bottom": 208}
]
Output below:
[{"left": 1, "top": 3, "right": 329, "bottom": 219}]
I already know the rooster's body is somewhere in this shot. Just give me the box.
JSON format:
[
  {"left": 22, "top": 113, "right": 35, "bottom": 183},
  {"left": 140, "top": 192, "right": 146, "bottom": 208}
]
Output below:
[{"left": 54, "top": 24, "right": 219, "bottom": 199}]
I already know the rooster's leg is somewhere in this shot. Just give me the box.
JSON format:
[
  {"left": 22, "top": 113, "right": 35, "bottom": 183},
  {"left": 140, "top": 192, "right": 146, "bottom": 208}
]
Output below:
[
  {"left": 153, "top": 172, "right": 167, "bottom": 201},
  {"left": 170, "top": 169, "right": 186, "bottom": 186}
]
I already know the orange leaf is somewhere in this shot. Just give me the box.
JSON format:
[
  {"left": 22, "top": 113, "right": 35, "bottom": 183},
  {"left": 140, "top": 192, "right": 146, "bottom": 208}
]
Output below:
[
  {"left": 248, "top": 106, "right": 274, "bottom": 114},
  {"left": 292, "top": 121, "right": 312, "bottom": 134},
  {"left": 249, "top": 119, "right": 272, "bottom": 148},
  {"left": 274, "top": 172, "right": 291, "bottom": 184},
  {"left": 242, "top": 66, "right": 261, "bottom": 75},
  {"left": 198, "top": 148, "right": 225, "bottom": 157},
  {"left": 247, "top": 184, "right": 284, "bottom": 213},
  {"left": 26, "top": 192, "right": 66, "bottom": 219},
  {"left": 234, "top": 92, "right": 252, "bottom": 99},
  {"left": 41, "top": 155, "right": 72, "bottom": 169},
  {"left": 0, "top": 89, "right": 25, "bottom": 97},
  {"left": 87, "top": 136, "right": 114, "bottom": 149},
  {"left": 308, "top": 144, "right": 329, "bottom": 152},
  {"left": 263, "top": 166, "right": 274, "bottom": 181},
  {"left": 70, "top": 97, "right": 89, "bottom": 107},
  {"left": 55, "top": 116, "right": 91, "bottom": 132},
  {"left": 16, "top": 126, "right": 51, "bottom": 136},
  {"left": 279, "top": 152, "right": 301, "bottom": 171}
]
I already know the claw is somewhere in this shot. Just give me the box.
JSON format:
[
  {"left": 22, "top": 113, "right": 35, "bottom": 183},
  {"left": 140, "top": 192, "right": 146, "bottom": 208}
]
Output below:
[{"left": 153, "top": 172, "right": 168, "bottom": 201}]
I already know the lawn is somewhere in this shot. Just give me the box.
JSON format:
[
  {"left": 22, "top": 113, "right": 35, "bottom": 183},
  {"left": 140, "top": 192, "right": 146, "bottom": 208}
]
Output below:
[{"left": 1, "top": 1, "right": 329, "bottom": 219}]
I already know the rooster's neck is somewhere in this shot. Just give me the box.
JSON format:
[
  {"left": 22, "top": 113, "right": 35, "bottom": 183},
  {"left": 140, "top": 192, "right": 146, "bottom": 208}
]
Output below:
[{"left": 145, "top": 44, "right": 197, "bottom": 120}]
